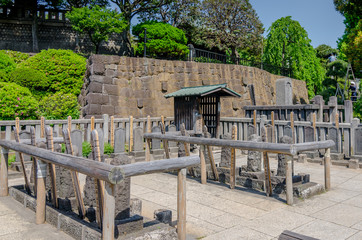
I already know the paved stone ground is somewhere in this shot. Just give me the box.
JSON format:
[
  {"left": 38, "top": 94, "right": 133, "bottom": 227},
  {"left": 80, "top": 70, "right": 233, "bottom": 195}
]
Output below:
[{"left": 131, "top": 151, "right": 362, "bottom": 240}]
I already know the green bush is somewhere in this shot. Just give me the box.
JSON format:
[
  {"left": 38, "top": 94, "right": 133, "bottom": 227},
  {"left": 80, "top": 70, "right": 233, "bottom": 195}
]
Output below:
[
  {"left": 133, "top": 21, "right": 189, "bottom": 59},
  {"left": 0, "top": 82, "right": 39, "bottom": 120},
  {"left": 0, "top": 50, "right": 29, "bottom": 64},
  {"left": 104, "top": 143, "right": 114, "bottom": 155},
  {"left": 0, "top": 51, "right": 16, "bottom": 81},
  {"left": 21, "top": 49, "right": 86, "bottom": 96},
  {"left": 8, "top": 155, "right": 16, "bottom": 167},
  {"left": 9, "top": 67, "right": 49, "bottom": 93},
  {"left": 39, "top": 92, "right": 80, "bottom": 119},
  {"left": 82, "top": 141, "right": 92, "bottom": 158}
]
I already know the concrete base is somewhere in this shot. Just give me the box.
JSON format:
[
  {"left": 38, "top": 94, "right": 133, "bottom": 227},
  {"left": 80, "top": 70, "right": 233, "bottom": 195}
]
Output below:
[
  {"left": 348, "top": 159, "right": 360, "bottom": 169},
  {"left": 305, "top": 151, "right": 319, "bottom": 159},
  {"left": 293, "top": 182, "right": 325, "bottom": 199},
  {"left": 331, "top": 153, "right": 344, "bottom": 160}
]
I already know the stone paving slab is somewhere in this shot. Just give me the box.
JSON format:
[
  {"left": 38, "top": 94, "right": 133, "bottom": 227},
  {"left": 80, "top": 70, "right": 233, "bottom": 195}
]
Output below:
[{"left": 131, "top": 156, "right": 362, "bottom": 240}]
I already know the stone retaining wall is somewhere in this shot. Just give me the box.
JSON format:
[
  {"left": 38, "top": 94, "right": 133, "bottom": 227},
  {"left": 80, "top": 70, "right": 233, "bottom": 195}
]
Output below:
[{"left": 80, "top": 55, "right": 309, "bottom": 118}]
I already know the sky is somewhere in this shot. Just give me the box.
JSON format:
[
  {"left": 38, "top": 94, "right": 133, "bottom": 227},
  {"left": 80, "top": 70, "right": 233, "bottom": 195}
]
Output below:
[{"left": 249, "top": 0, "right": 346, "bottom": 49}]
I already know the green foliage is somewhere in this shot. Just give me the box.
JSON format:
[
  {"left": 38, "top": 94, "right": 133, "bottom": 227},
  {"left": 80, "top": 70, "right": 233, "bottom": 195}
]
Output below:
[
  {"left": 104, "top": 143, "right": 114, "bottom": 155},
  {"left": 66, "top": 6, "right": 128, "bottom": 53},
  {"left": 133, "top": 21, "right": 189, "bottom": 59},
  {"left": 353, "top": 98, "right": 362, "bottom": 119},
  {"left": 0, "top": 82, "right": 39, "bottom": 120},
  {"left": 61, "top": 143, "right": 66, "bottom": 153},
  {"left": 8, "top": 155, "right": 16, "bottom": 167},
  {"left": 0, "top": 50, "right": 30, "bottom": 64},
  {"left": 0, "top": 51, "right": 16, "bottom": 82},
  {"left": 21, "top": 49, "right": 86, "bottom": 96},
  {"left": 82, "top": 141, "right": 92, "bottom": 158},
  {"left": 39, "top": 92, "right": 80, "bottom": 120},
  {"left": 263, "top": 16, "right": 325, "bottom": 98},
  {"left": 326, "top": 59, "right": 348, "bottom": 79},
  {"left": 9, "top": 67, "right": 49, "bottom": 94}
]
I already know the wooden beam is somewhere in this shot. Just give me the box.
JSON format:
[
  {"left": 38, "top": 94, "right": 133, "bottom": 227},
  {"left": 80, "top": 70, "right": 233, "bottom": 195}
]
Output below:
[
  {"left": 230, "top": 125, "right": 237, "bottom": 189},
  {"left": 110, "top": 116, "right": 114, "bottom": 148},
  {"left": 324, "top": 148, "right": 331, "bottom": 190},
  {"left": 160, "top": 122, "right": 170, "bottom": 159},
  {"left": 63, "top": 128, "right": 86, "bottom": 219},
  {"left": 286, "top": 158, "right": 293, "bottom": 205},
  {"left": 203, "top": 126, "right": 218, "bottom": 181},
  {"left": 0, "top": 147, "right": 9, "bottom": 197},
  {"left": 45, "top": 127, "right": 58, "bottom": 209},
  {"left": 102, "top": 182, "right": 115, "bottom": 240},
  {"left": 91, "top": 116, "right": 95, "bottom": 131},
  {"left": 40, "top": 117, "right": 45, "bottom": 138},
  {"left": 271, "top": 111, "right": 275, "bottom": 143},
  {"left": 30, "top": 127, "right": 37, "bottom": 196},
  {"left": 263, "top": 152, "right": 273, "bottom": 197},
  {"left": 35, "top": 160, "right": 47, "bottom": 224},
  {"left": 129, "top": 116, "right": 133, "bottom": 152},
  {"left": 200, "top": 144, "right": 207, "bottom": 184},
  {"left": 145, "top": 116, "right": 152, "bottom": 162},
  {"left": 177, "top": 168, "right": 186, "bottom": 240},
  {"left": 13, "top": 127, "right": 31, "bottom": 194}
]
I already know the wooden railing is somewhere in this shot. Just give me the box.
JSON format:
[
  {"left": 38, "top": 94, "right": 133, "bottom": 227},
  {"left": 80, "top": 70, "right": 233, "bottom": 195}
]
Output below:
[
  {"left": 143, "top": 130, "right": 335, "bottom": 205},
  {"left": 0, "top": 129, "right": 199, "bottom": 240}
]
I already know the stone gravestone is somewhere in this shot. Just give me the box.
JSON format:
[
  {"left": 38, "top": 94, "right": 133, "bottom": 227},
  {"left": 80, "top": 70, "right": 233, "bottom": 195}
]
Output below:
[
  {"left": 18, "top": 131, "right": 31, "bottom": 162},
  {"left": 266, "top": 124, "right": 273, "bottom": 143},
  {"left": 355, "top": 128, "right": 362, "bottom": 155},
  {"left": 304, "top": 126, "right": 315, "bottom": 142},
  {"left": 277, "top": 136, "right": 293, "bottom": 176},
  {"left": 97, "top": 128, "right": 104, "bottom": 158},
  {"left": 247, "top": 125, "right": 255, "bottom": 136},
  {"left": 328, "top": 127, "right": 339, "bottom": 153},
  {"left": 284, "top": 125, "right": 293, "bottom": 139},
  {"left": 130, "top": 127, "right": 145, "bottom": 162},
  {"left": 219, "top": 133, "right": 232, "bottom": 168},
  {"left": 71, "top": 130, "right": 83, "bottom": 157},
  {"left": 114, "top": 128, "right": 126, "bottom": 154},
  {"left": 110, "top": 154, "right": 131, "bottom": 220},
  {"left": 167, "top": 124, "right": 177, "bottom": 148},
  {"left": 246, "top": 134, "right": 262, "bottom": 172},
  {"left": 151, "top": 126, "right": 161, "bottom": 150},
  {"left": 276, "top": 78, "right": 293, "bottom": 105}
]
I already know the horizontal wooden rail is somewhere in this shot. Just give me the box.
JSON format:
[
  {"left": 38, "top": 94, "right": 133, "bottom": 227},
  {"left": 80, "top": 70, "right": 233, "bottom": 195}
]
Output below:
[
  {"left": 143, "top": 133, "right": 335, "bottom": 155},
  {"left": 18, "top": 137, "right": 64, "bottom": 144}
]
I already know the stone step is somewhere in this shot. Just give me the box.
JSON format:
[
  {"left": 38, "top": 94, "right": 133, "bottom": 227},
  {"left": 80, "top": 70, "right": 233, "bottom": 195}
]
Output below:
[{"left": 293, "top": 182, "right": 324, "bottom": 199}]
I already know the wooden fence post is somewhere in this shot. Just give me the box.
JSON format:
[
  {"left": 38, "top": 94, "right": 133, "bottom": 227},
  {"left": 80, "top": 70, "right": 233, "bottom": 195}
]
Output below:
[
  {"left": 68, "top": 116, "right": 72, "bottom": 133},
  {"left": 145, "top": 116, "right": 152, "bottom": 162},
  {"left": 129, "top": 116, "right": 133, "bottom": 152},
  {"left": 271, "top": 111, "right": 275, "bottom": 143},
  {"left": 161, "top": 115, "right": 165, "bottom": 127},
  {"left": 103, "top": 114, "right": 109, "bottom": 144},
  {"left": 16, "top": 117, "right": 20, "bottom": 131},
  {"left": 263, "top": 152, "right": 273, "bottom": 197},
  {"left": 160, "top": 122, "right": 170, "bottom": 159},
  {"left": 312, "top": 113, "right": 316, "bottom": 140},
  {"left": 102, "top": 182, "right": 115, "bottom": 240},
  {"left": 253, "top": 110, "right": 257, "bottom": 128},
  {"left": 91, "top": 116, "right": 95, "bottom": 131},
  {"left": 324, "top": 148, "right": 331, "bottom": 190},
  {"left": 286, "top": 158, "right": 293, "bottom": 205},
  {"left": 290, "top": 112, "right": 295, "bottom": 144},
  {"left": 0, "top": 147, "right": 9, "bottom": 197},
  {"left": 30, "top": 127, "right": 37, "bottom": 196},
  {"left": 36, "top": 160, "right": 47, "bottom": 224},
  {"left": 45, "top": 127, "right": 58, "bottom": 208},
  {"left": 203, "top": 126, "right": 219, "bottom": 181},
  {"left": 177, "top": 168, "right": 186, "bottom": 240},
  {"left": 40, "top": 116, "right": 45, "bottom": 138},
  {"left": 13, "top": 127, "right": 31, "bottom": 194},
  {"left": 199, "top": 144, "right": 207, "bottom": 184},
  {"left": 230, "top": 125, "right": 237, "bottom": 189}
]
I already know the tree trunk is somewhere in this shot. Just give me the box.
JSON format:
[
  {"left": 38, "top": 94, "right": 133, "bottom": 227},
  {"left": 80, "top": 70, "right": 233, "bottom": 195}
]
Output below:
[{"left": 32, "top": 9, "right": 39, "bottom": 53}]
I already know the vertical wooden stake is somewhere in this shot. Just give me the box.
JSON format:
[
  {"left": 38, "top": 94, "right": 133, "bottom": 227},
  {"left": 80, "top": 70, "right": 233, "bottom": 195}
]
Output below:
[
  {"left": 30, "top": 127, "right": 37, "bottom": 196},
  {"left": 230, "top": 125, "right": 237, "bottom": 189},
  {"left": 335, "top": 112, "right": 339, "bottom": 129},
  {"left": 199, "top": 145, "right": 207, "bottom": 184},
  {"left": 91, "top": 130, "right": 105, "bottom": 229},
  {"left": 15, "top": 117, "right": 20, "bottom": 131},
  {"left": 263, "top": 152, "right": 273, "bottom": 197},
  {"left": 129, "top": 116, "right": 133, "bottom": 152},
  {"left": 145, "top": 116, "right": 152, "bottom": 162},
  {"left": 110, "top": 116, "right": 114, "bottom": 147},
  {"left": 45, "top": 127, "right": 58, "bottom": 208},
  {"left": 203, "top": 126, "right": 219, "bottom": 181},
  {"left": 161, "top": 115, "right": 165, "bottom": 127},
  {"left": 286, "top": 158, "right": 293, "bottom": 205},
  {"left": 160, "top": 122, "right": 170, "bottom": 159},
  {"left": 253, "top": 110, "right": 257, "bottom": 128},
  {"left": 0, "top": 148, "right": 9, "bottom": 197},
  {"left": 40, "top": 116, "right": 45, "bottom": 138},
  {"left": 68, "top": 116, "right": 72, "bottom": 133},
  {"left": 312, "top": 112, "right": 317, "bottom": 140},
  {"left": 271, "top": 111, "right": 275, "bottom": 143},
  {"left": 13, "top": 127, "right": 31, "bottom": 194},
  {"left": 290, "top": 112, "right": 295, "bottom": 144},
  {"left": 102, "top": 182, "right": 115, "bottom": 240},
  {"left": 177, "top": 168, "right": 186, "bottom": 240},
  {"left": 180, "top": 123, "right": 193, "bottom": 176},
  {"left": 324, "top": 148, "right": 331, "bottom": 191},
  {"left": 63, "top": 128, "right": 86, "bottom": 219},
  {"left": 36, "top": 160, "right": 47, "bottom": 224},
  {"left": 91, "top": 116, "right": 95, "bottom": 131}
]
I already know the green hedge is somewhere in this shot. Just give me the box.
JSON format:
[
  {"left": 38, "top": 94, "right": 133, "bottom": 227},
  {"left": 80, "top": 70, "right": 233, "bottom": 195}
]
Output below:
[
  {"left": 0, "top": 82, "right": 39, "bottom": 120},
  {"left": 39, "top": 92, "right": 80, "bottom": 120},
  {"left": 0, "top": 52, "right": 16, "bottom": 82}
]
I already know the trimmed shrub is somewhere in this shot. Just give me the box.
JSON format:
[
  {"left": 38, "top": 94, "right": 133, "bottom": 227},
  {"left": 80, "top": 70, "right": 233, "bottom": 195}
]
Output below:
[
  {"left": 82, "top": 141, "right": 92, "bottom": 158},
  {"left": 0, "top": 82, "right": 39, "bottom": 120},
  {"left": 39, "top": 92, "right": 80, "bottom": 120},
  {"left": 104, "top": 143, "right": 114, "bottom": 155},
  {"left": 22, "top": 49, "right": 86, "bottom": 96},
  {"left": 0, "top": 51, "right": 16, "bottom": 81},
  {"left": 9, "top": 67, "right": 49, "bottom": 93},
  {"left": 132, "top": 21, "right": 189, "bottom": 59},
  {"left": 0, "top": 50, "right": 29, "bottom": 64}
]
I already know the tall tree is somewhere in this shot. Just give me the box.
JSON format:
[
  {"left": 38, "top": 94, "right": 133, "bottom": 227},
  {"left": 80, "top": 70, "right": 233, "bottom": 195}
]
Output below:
[
  {"left": 200, "top": 0, "right": 263, "bottom": 60},
  {"left": 110, "top": 0, "right": 170, "bottom": 55},
  {"left": 66, "top": 6, "right": 128, "bottom": 53},
  {"left": 263, "top": 16, "right": 325, "bottom": 98}
]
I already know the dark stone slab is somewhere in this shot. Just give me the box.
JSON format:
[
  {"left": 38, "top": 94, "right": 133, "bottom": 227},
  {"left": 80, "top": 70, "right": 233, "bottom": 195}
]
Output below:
[
  {"left": 220, "top": 133, "right": 232, "bottom": 168},
  {"left": 304, "top": 126, "right": 315, "bottom": 142},
  {"left": 355, "top": 128, "right": 362, "bottom": 155},
  {"left": 277, "top": 136, "right": 293, "bottom": 176},
  {"left": 328, "top": 127, "right": 339, "bottom": 153},
  {"left": 246, "top": 134, "right": 262, "bottom": 172}
]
